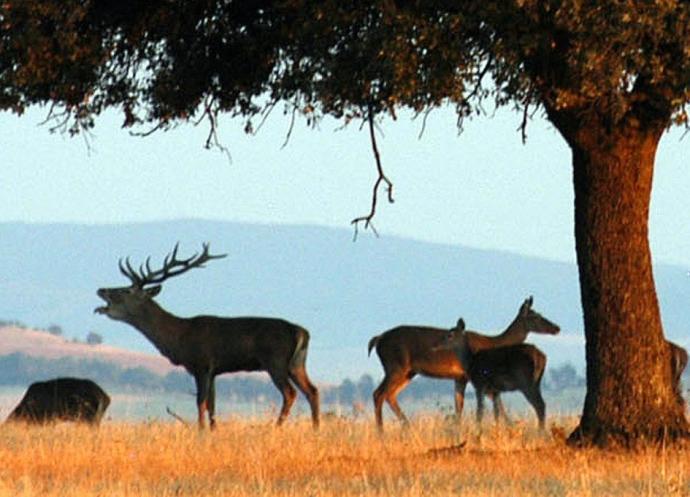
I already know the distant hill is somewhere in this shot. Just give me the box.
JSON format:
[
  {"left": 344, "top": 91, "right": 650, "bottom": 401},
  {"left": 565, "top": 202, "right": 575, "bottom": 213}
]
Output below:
[
  {"left": 1, "top": 220, "right": 688, "bottom": 382},
  {"left": 0, "top": 325, "right": 178, "bottom": 375}
]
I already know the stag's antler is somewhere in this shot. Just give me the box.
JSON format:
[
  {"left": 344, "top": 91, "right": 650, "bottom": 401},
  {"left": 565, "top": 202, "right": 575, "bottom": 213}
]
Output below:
[{"left": 119, "top": 243, "right": 226, "bottom": 287}]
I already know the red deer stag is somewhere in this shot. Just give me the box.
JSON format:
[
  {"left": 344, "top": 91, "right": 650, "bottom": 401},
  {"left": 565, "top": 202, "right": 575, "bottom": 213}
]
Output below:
[
  {"left": 6, "top": 377, "right": 110, "bottom": 425},
  {"left": 368, "top": 296, "right": 559, "bottom": 430},
  {"left": 95, "top": 243, "right": 320, "bottom": 429},
  {"left": 440, "top": 318, "right": 548, "bottom": 429}
]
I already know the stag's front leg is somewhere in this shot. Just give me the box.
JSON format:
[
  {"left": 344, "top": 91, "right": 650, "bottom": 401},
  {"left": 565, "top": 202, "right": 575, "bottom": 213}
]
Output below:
[
  {"left": 194, "top": 373, "right": 212, "bottom": 429},
  {"left": 208, "top": 378, "right": 217, "bottom": 430}
]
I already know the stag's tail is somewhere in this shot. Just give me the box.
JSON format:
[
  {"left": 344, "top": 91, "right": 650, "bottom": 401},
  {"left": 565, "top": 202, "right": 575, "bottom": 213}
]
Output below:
[
  {"left": 289, "top": 327, "right": 311, "bottom": 370},
  {"left": 368, "top": 335, "right": 381, "bottom": 357}
]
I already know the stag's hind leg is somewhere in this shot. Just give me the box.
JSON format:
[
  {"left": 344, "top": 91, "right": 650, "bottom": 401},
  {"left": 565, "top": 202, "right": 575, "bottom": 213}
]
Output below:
[
  {"left": 269, "top": 371, "right": 297, "bottom": 426},
  {"left": 289, "top": 366, "right": 320, "bottom": 428}
]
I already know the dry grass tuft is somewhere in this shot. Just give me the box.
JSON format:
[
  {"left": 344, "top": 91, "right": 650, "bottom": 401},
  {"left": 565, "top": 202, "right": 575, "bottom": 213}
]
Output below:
[{"left": 0, "top": 415, "right": 688, "bottom": 496}]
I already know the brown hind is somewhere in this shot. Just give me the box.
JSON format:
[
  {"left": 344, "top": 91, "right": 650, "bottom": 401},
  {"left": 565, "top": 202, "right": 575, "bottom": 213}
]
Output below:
[
  {"left": 367, "top": 296, "right": 559, "bottom": 431},
  {"left": 440, "top": 318, "right": 548, "bottom": 429}
]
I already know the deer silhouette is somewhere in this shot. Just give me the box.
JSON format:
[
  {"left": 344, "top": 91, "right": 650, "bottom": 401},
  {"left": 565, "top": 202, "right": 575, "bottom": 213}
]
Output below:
[{"left": 96, "top": 243, "right": 319, "bottom": 429}]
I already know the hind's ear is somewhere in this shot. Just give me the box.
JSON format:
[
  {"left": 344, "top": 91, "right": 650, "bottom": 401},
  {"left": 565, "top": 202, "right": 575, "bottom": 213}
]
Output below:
[
  {"left": 455, "top": 318, "right": 465, "bottom": 331},
  {"left": 521, "top": 295, "right": 533, "bottom": 314}
]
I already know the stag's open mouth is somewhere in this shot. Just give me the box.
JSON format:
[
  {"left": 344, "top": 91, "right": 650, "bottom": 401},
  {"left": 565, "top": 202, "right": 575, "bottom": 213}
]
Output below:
[{"left": 94, "top": 289, "right": 111, "bottom": 314}]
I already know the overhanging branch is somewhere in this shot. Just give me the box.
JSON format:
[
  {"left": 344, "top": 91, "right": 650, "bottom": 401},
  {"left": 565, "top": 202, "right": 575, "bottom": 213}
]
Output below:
[{"left": 351, "top": 105, "right": 395, "bottom": 238}]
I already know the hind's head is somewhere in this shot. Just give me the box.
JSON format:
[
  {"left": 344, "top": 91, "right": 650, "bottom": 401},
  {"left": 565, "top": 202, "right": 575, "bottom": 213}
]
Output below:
[{"left": 518, "top": 296, "right": 560, "bottom": 335}]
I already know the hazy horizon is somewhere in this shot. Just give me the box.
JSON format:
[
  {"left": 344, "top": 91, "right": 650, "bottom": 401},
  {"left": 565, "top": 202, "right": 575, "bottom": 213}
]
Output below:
[{"left": 4, "top": 104, "right": 690, "bottom": 268}]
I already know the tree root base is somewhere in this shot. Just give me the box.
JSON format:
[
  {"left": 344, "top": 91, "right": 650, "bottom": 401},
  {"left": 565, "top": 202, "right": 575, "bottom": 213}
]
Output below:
[{"left": 567, "top": 420, "right": 690, "bottom": 450}]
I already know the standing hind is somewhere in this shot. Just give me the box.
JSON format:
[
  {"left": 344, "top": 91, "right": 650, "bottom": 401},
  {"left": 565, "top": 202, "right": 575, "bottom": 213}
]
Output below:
[{"left": 368, "top": 296, "right": 559, "bottom": 430}]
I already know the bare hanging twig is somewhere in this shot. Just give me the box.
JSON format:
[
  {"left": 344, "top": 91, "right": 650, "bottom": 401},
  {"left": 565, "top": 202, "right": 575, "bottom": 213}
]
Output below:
[
  {"left": 517, "top": 93, "right": 540, "bottom": 144},
  {"left": 281, "top": 104, "right": 298, "bottom": 149},
  {"left": 518, "top": 95, "right": 531, "bottom": 144},
  {"left": 131, "top": 121, "right": 167, "bottom": 138},
  {"left": 351, "top": 104, "right": 395, "bottom": 239},
  {"left": 415, "top": 107, "right": 434, "bottom": 140},
  {"left": 466, "top": 53, "right": 493, "bottom": 102},
  {"left": 201, "top": 100, "right": 232, "bottom": 163},
  {"left": 38, "top": 103, "right": 96, "bottom": 155},
  {"left": 252, "top": 98, "right": 278, "bottom": 136}
]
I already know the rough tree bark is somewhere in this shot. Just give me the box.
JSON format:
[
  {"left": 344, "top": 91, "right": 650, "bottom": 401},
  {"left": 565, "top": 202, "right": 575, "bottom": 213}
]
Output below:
[{"left": 550, "top": 112, "right": 689, "bottom": 447}]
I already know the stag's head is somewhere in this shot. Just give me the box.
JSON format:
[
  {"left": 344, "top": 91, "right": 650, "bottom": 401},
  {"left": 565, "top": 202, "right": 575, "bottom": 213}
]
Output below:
[
  {"left": 95, "top": 243, "right": 226, "bottom": 322},
  {"left": 518, "top": 296, "right": 560, "bottom": 335}
]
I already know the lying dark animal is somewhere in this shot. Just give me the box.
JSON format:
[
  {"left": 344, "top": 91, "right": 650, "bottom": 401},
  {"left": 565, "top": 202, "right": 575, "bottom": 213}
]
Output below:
[{"left": 6, "top": 378, "right": 110, "bottom": 425}]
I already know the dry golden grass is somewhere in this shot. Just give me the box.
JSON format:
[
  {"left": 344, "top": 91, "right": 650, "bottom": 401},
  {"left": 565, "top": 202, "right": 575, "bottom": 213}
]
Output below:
[{"left": 0, "top": 414, "right": 688, "bottom": 497}]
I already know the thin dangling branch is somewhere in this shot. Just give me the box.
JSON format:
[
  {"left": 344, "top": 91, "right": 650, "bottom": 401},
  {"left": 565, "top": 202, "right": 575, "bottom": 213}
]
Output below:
[{"left": 351, "top": 103, "right": 395, "bottom": 239}]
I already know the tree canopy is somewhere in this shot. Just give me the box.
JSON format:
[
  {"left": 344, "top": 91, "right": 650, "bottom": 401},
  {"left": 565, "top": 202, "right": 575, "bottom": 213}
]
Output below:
[{"left": 4, "top": 2, "right": 690, "bottom": 137}]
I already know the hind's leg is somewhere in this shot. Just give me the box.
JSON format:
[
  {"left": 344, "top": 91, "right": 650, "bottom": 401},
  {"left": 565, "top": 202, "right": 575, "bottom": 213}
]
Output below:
[
  {"left": 490, "top": 393, "right": 511, "bottom": 426},
  {"left": 386, "top": 374, "right": 413, "bottom": 426},
  {"left": 373, "top": 373, "right": 412, "bottom": 431},
  {"left": 373, "top": 378, "right": 389, "bottom": 430},
  {"left": 475, "top": 388, "right": 486, "bottom": 426},
  {"left": 524, "top": 386, "right": 546, "bottom": 430},
  {"left": 454, "top": 378, "right": 468, "bottom": 421}
]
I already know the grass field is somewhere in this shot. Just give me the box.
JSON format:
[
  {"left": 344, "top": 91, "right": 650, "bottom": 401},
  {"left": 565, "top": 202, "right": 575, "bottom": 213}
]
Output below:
[{"left": 0, "top": 414, "right": 688, "bottom": 497}]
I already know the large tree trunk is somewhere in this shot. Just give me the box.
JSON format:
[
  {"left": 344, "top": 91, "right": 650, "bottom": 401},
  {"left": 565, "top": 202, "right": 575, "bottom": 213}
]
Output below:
[{"left": 555, "top": 116, "right": 688, "bottom": 447}]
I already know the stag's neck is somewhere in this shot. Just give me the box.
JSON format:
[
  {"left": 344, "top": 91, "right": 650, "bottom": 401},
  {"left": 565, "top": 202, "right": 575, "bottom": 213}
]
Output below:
[
  {"left": 467, "top": 316, "right": 528, "bottom": 351},
  {"left": 124, "top": 302, "right": 190, "bottom": 365}
]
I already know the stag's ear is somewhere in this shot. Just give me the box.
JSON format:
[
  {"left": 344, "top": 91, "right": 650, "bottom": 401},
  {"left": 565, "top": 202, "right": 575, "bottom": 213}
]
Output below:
[{"left": 145, "top": 285, "right": 162, "bottom": 297}]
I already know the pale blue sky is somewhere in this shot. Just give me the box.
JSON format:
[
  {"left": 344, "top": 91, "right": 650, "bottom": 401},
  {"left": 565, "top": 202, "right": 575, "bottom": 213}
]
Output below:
[{"left": 3, "top": 105, "right": 689, "bottom": 266}]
